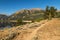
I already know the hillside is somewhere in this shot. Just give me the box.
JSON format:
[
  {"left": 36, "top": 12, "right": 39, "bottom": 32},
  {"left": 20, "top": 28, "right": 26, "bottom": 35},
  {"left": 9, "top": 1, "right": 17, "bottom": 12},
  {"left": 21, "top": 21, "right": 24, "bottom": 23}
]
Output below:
[
  {"left": 8, "top": 8, "right": 44, "bottom": 20},
  {"left": 0, "top": 14, "right": 8, "bottom": 20},
  {"left": 0, "top": 18, "right": 60, "bottom": 40}
]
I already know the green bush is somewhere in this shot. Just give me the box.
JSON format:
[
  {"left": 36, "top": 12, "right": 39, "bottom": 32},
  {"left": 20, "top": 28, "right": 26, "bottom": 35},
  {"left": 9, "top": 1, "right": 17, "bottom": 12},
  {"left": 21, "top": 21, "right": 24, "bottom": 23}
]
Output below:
[
  {"left": 17, "top": 19, "right": 22, "bottom": 23},
  {"left": 33, "top": 18, "right": 44, "bottom": 22},
  {"left": 17, "top": 19, "right": 23, "bottom": 25}
]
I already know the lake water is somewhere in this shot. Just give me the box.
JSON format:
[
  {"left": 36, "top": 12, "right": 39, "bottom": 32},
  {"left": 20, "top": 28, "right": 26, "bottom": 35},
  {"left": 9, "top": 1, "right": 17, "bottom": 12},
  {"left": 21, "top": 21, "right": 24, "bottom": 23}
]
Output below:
[
  {"left": 0, "top": 22, "right": 15, "bottom": 30},
  {"left": 0, "top": 25, "right": 12, "bottom": 30}
]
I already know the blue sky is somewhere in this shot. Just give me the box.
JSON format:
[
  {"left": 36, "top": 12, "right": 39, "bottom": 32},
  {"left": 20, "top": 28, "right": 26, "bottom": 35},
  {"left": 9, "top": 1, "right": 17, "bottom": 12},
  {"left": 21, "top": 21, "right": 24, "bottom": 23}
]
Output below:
[{"left": 0, "top": 0, "right": 60, "bottom": 15}]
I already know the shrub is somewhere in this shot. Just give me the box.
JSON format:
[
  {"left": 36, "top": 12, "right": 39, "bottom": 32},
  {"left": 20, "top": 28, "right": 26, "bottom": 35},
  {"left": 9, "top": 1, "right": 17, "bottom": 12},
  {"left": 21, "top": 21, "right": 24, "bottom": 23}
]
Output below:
[
  {"left": 34, "top": 18, "right": 44, "bottom": 22},
  {"left": 17, "top": 19, "right": 23, "bottom": 25}
]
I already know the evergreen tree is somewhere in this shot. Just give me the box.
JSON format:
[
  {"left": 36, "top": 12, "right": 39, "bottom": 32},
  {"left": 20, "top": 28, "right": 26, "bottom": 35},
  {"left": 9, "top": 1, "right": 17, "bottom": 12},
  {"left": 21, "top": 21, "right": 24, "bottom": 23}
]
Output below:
[{"left": 45, "top": 6, "right": 57, "bottom": 20}]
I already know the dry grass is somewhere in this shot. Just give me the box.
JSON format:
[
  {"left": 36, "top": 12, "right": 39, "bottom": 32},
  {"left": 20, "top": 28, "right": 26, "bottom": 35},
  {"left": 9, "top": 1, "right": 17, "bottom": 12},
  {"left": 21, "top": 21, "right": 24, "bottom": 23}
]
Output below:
[{"left": 0, "top": 18, "right": 60, "bottom": 40}]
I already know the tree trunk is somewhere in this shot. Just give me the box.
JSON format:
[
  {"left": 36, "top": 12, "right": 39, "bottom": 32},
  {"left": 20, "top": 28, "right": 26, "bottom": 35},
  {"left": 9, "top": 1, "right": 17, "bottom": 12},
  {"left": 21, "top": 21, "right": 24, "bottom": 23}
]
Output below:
[{"left": 49, "top": 13, "right": 52, "bottom": 20}]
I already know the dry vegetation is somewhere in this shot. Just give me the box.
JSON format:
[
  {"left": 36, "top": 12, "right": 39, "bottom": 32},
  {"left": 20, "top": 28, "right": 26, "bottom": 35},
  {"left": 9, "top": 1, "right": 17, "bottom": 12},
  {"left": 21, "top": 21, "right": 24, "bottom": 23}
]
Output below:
[{"left": 0, "top": 18, "right": 60, "bottom": 40}]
